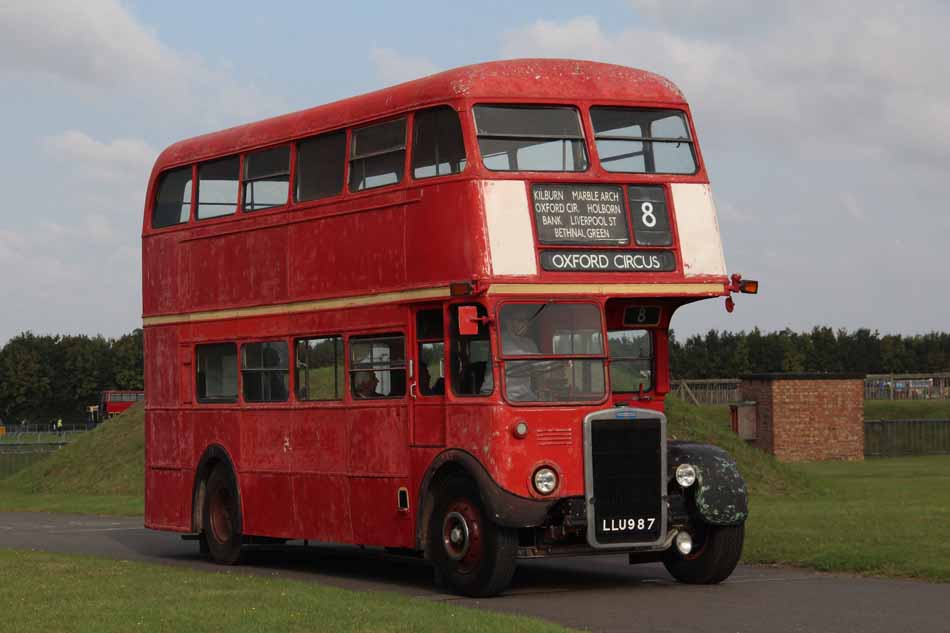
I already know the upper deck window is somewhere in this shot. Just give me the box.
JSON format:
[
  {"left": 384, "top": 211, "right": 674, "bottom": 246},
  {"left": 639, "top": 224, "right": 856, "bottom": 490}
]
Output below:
[
  {"left": 412, "top": 106, "right": 466, "bottom": 179},
  {"left": 473, "top": 105, "right": 588, "bottom": 172},
  {"left": 349, "top": 118, "right": 406, "bottom": 192},
  {"left": 591, "top": 108, "right": 696, "bottom": 174},
  {"left": 152, "top": 167, "right": 192, "bottom": 228},
  {"left": 243, "top": 145, "right": 289, "bottom": 212},
  {"left": 296, "top": 131, "right": 345, "bottom": 202},
  {"left": 197, "top": 156, "right": 239, "bottom": 219}
]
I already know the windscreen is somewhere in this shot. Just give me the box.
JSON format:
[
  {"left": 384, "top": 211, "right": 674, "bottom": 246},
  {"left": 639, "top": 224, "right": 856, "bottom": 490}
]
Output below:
[
  {"left": 474, "top": 105, "right": 588, "bottom": 172},
  {"left": 499, "top": 303, "right": 605, "bottom": 403}
]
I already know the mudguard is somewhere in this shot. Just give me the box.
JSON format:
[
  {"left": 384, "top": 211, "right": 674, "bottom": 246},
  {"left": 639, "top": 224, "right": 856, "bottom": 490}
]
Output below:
[{"left": 667, "top": 441, "right": 748, "bottom": 526}]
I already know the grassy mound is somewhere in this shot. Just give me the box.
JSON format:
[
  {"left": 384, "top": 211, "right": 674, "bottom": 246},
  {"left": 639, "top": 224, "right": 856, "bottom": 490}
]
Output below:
[
  {"left": 4, "top": 403, "right": 144, "bottom": 497},
  {"left": 665, "top": 398, "right": 812, "bottom": 497}
]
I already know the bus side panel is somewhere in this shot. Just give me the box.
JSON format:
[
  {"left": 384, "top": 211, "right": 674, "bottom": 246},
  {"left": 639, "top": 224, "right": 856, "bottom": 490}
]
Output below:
[
  {"left": 239, "top": 409, "right": 295, "bottom": 537},
  {"left": 142, "top": 235, "right": 180, "bottom": 316},
  {"left": 405, "top": 182, "right": 491, "bottom": 282},
  {"left": 145, "top": 467, "right": 191, "bottom": 531},
  {"left": 346, "top": 406, "right": 411, "bottom": 546},
  {"left": 241, "top": 473, "right": 297, "bottom": 538},
  {"left": 350, "top": 477, "right": 413, "bottom": 547},
  {"left": 288, "top": 207, "right": 407, "bottom": 298},
  {"left": 146, "top": 410, "right": 190, "bottom": 468},
  {"left": 180, "top": 226, "right": 289, "bottom": 311},
  {"left": 294, "top": 474, "right": 352, "bottom": 542},
  {"left": 291, "top": 408, "right": 348, "bottom": 475},
  {"left": 348, "top": 406, "right": 409, "bottom": 476},
  {"left": 144, "top": 325, "right": 179, "bottom": 408}
]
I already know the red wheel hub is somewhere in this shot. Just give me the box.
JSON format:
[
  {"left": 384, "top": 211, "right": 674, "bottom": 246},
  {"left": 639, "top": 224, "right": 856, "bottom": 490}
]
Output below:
[
  {"left": 441, "top": 500, "right": 484, "bottom": 574},
  {"left": 209, "top": 488, "right": 233, "bottom": 543}
]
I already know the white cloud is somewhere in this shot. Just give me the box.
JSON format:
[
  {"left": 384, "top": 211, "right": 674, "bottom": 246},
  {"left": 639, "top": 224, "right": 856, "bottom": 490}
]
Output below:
[
  {"left": 41, "top": 130, "right": 156, "bottom": 184},
  {"left": 0, "top": 1, "right": 284, "bottom": 129},
  {"left": 369, "top": 47, "right": 440, "bottom": 85}
]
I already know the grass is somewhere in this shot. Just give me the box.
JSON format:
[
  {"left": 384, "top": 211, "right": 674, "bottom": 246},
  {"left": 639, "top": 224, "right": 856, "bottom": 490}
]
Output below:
[
  {"left": 0, "top": 403, "right": 144, "bottom": 515},
  {"left": 0, "top": 549, "right": 572, "bottom": 633},
  {"left": 865, "top": 399, "right": 950, "bottom": 420},
  {"left": 742, "top": 456, "right": 950, "bottom": 582}
]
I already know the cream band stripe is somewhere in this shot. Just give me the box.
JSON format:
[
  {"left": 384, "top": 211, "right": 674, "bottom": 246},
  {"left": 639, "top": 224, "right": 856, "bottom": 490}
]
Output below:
[{"left": 142, "top": 282, "right": 725, "bottom": 326}]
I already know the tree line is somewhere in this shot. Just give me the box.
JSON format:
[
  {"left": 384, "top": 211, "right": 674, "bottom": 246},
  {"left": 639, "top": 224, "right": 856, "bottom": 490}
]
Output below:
[
  {"left": 0, "top": 330, "right": 143, "bottom": 425},
  {"left": 670, "top": 327, "right": 950, "bottom": 379}
]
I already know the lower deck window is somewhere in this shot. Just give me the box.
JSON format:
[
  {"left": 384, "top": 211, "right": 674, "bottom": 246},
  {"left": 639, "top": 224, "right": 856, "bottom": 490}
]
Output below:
[
  {"left": 296, "top": 336, "right": 344, "bottom": 401},
  {"left": 196, "top": 343, "right": 238, "bottom": 403},
  {"left": 242, "top": 341, "right": 289, "bottom": 402},
  {"left": 349, "top": 335, "right": 406, "bottom": 399}
]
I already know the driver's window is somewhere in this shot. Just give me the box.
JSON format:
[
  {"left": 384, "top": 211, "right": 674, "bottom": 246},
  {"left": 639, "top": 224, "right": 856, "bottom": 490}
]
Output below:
[
  {"left": 449, "top": 304, "right": 493, "bottom": 396},
  {"left": 608, "top": 330, "right": 653, "bottom": 392}
]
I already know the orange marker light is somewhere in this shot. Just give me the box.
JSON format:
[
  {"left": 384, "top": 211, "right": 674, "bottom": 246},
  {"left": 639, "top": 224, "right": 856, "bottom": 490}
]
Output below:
[{"left": 739, "top": 279, "right": 759, "bottom": 294}]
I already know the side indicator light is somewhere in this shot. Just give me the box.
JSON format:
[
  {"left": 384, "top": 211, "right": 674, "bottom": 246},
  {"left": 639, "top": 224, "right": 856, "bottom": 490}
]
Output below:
[{"left": 739, "top": 279, "right": 759, "bottom": 294}]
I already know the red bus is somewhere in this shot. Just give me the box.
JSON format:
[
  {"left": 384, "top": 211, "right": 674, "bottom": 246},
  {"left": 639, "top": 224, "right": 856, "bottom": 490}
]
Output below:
[
  {"left": 100, "top": 390, "right": 145, "bottom": 419},
  {"left": 142, "top": 59, "right": 756, "bottom": 597}
]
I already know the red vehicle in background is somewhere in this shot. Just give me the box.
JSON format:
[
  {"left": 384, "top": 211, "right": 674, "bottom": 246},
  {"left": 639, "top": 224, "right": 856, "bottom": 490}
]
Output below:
[
  {"left": 142, "top": 59, "right": 756, "bottom": 596},
  {"left": 99, "top": 390, "right": 145, "bottom": 420}
]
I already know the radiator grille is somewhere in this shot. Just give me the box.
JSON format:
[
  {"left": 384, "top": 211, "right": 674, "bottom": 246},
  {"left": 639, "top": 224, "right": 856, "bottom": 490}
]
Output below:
[{"left": 588, "top": 417, "right": 663, "bottom": 545}]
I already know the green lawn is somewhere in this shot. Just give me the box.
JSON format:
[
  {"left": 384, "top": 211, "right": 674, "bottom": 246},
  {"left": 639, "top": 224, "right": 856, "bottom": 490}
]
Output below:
[
  {"left": 0, "top": 549, "right": 572, "bottom": 633},
  {"left": 743, "top": 455, "right": 950, "bottom": 581},
  {"left": 865, "top": 399, "right": 950, "bottom": 420}
]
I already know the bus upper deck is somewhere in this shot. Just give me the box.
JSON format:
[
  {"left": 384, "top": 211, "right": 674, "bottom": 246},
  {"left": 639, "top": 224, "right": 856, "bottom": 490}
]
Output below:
[{"left": 142, "top": 59, "right": 732, "bottom": 326}]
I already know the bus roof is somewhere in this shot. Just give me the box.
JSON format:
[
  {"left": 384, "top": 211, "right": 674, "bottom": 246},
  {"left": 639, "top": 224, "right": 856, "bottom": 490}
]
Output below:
[{"left": 153, "top": 59, "right": 686, "bottom": 171}]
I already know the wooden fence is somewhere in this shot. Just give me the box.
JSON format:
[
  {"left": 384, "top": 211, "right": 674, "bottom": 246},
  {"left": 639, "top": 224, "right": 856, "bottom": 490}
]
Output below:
[
  {"left": 864, "top": 419, "right": 950, "bottom": 457},
  {"left": 670, "top": 379, "right": 741, "bottom": 405}
]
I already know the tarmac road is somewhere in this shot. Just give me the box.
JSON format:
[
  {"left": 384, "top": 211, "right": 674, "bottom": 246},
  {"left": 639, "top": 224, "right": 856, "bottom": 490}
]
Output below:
[{"left": 2, "top": 511, "right": 947, "bottom": 633}]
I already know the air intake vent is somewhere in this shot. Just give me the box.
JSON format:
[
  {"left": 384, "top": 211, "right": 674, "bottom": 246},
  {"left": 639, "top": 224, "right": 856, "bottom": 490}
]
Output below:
[{"left": 536, "top": 428, "right": 573, "bottom": 446}]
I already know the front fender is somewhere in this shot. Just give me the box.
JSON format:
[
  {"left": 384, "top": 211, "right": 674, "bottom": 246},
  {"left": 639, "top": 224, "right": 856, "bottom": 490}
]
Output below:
[{"left": 668, "top": 441, "right": 748, "bottom": 526}]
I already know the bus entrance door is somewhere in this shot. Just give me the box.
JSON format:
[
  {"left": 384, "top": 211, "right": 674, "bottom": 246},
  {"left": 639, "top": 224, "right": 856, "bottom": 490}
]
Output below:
[{"left": 411, "top": 307, "right": 446, "bottom": 446}]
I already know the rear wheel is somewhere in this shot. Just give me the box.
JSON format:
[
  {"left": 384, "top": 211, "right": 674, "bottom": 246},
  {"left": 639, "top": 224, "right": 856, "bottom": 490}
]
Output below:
[
  {"left": 663, "top": 523, "right": 744, "bottom": 584},
  {"left": 427, "top": 478, "right": 517, "bottom": 597},
  {"left": 202, "top": 465, "right": 244, "bottom": 565}
]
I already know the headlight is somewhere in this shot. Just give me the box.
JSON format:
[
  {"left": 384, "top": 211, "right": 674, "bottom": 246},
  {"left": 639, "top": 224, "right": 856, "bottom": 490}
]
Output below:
[
  {"left": 675, "top": 463, "right": 697, "bottom": 488},
  {"left": 532, "top": 467, "right": 558, "bottom": 495}
]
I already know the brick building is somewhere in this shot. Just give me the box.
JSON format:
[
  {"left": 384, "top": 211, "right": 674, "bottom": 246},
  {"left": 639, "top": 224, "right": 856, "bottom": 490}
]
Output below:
[{"left": 739, "top": 373, "right": 865, "bottom": 462}]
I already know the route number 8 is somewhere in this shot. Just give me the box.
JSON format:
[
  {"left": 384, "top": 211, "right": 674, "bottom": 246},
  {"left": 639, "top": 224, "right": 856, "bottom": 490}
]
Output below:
[{"left": 640, "top": 202, "right": 657, "bottom": 228}]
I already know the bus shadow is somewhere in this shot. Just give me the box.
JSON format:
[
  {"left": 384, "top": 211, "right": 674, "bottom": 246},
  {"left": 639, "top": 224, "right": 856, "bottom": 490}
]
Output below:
[{"left": 111, "top": 529, "right": 669, "bottom": 595}]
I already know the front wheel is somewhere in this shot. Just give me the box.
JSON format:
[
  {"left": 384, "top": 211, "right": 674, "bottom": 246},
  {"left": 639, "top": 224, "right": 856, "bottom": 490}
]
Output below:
[
  {"left": 663, "top": 523, "right": 744, "bottom": 584},
  {"left": 427, "top": 478, "right": 517, "bottom": 597},
  {"left": 202, "top": 465, "right": 244, "bottom": 565}
]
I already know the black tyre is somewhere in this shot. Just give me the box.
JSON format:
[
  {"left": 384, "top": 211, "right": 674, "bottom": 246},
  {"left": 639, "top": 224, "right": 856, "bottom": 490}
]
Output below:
[
  {"left": 427, "top": 477, "right": 517, "bottom": 597},
  {"left": 663, "top": 523, "right": 744, "bottom": 584},
  {"left": 202, "top": 465, "right": 244, "bottom": 565}
]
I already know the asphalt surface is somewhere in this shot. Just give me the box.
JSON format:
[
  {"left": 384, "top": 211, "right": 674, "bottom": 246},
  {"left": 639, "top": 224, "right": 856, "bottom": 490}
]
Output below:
[{"left": 2, "top": 511, "right": 947, "bottom": 633}]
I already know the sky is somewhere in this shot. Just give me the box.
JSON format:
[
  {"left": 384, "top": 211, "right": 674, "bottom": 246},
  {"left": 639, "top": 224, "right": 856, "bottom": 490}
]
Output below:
[{"left": 1, "top": 0, "right": 948, "bottom": 345}]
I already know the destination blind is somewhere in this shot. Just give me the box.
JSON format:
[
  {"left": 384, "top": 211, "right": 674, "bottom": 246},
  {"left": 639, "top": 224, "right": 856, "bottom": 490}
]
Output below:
[{"left": 532, "top": 183, "right": 629, "bottom": 245}]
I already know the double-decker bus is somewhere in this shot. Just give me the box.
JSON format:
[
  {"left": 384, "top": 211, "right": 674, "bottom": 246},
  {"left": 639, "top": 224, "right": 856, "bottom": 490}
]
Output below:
[
  {"left": 99, "top": 390, "right": 145, "bottom": 420},
  {"left": 142, "top": 59, "right": 756, "bottom": 597}
]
